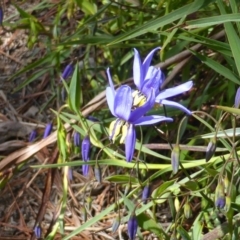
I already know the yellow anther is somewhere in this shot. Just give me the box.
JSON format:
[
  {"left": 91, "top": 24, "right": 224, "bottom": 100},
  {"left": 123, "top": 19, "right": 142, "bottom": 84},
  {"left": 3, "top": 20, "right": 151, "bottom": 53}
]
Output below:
[
  {"left": 109, "top": 119, "right": 123, "bottom": 142},
  {"left": 120, "top": 124, "right": 128, "bottom": 144},
  {"left": 133, "top": 94, "right": 146, "bottom": 107},
  {"left": 138, "top": 96, "right": 146, "bottom": 106}
]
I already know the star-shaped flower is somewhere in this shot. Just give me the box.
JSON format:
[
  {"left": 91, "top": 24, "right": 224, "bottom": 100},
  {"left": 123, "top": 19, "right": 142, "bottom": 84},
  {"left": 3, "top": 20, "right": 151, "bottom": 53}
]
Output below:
[
  {"left": 133, "top": 48, "right": 193, "bottom": 114},
  {"left": 106, "top": 68, "right": 172, "bottom": 162}
]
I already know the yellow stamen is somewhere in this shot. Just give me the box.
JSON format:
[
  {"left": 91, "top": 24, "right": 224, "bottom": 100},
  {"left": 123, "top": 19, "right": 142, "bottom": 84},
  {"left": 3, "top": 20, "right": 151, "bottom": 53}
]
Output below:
[
  {"left": 120, "top": 124, "right": 128, "bottom": 144},
  {"left": 109, "top": 119, "right": 123, "bottom": 142}
]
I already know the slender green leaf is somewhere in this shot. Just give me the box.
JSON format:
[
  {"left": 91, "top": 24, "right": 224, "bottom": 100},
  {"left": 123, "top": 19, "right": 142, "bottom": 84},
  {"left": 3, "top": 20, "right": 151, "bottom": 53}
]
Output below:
[
  {"left": 191, "top": 51, "right": 240, "bottom": 84},
  {"left": 186, "top": 13, "right": 240, "bottom": 28},
  {"left": 217, "top": 0, "right": 240, "bottom": 77},
  {"left": 68, "top": 63, "right": 81, "bottom": 113},
  {"left": 109, "top": 0, "right": 213, "bottom": 45}
]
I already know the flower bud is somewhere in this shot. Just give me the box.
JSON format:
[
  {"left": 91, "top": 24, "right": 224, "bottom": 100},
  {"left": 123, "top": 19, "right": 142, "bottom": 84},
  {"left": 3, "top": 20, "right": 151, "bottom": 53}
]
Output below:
[
  {"left": 61, "top": 87, "right": 67, "bottom": 102},
  {"left": 215, "top": 198, "right": 225, "bottom": 208},
  {"left": 174, "top": 197, "right": 180, "bottom": 212},
  {"left": 139, "top": 169, "right": 147, "bottom": 182},
  {"left": 43, "top": 123, "right": 52, "bottom": 139},
  {"left": 73, "top": 131, "right": 81, "bottom": 147},
  {"left": 29, "top": 129, "right": 37, "bottom": 142},
  {"left": 225, "top": 195, "right": 231, "bottom": 212},
  {"left": 235, "top": 87, "right": 240, "bottom": 108},
  {"left": 112, "top": 215, "right": 121, "bottom": 233},
  {"left": 80, "top": 206, "right": 87, "bottom": 222},
  {"left": 184, "top": 201, "right": 192, "bottom": 219},
  {"left": 81, "top": 136, "right": 91, "bottom": 161},
  {"left": 94, "top": 162, "right": 102, "bottom": 183},
  {"left": 86, "top": 196, "right": 92, "bottom": 210},
  {"left": 215, "top": 182, "right": 226, "bottom": 209},
  {"left": 82, "top": 164, "right": 89, "bottom": 177},
  {"left": 124, "top": 183, "right": 131, "bottom": 196},
  {"left": 0, "top": 7, "right": 3, "bottom": 25},
  {"left": 87, "top": 116, "right": 99, "bottom": 122},
  {"left": 128, "top": 214, "right": 138, "bottom": 240},
  {"left": 142, "top": 184, "right": 150, "bottom": 204},
  {"left": 206, "top": 138, "right": 216, "bottom": 162},
  {"left": 224, "top": 175, "right": 230, "bottom": 194},
  {"left": 171, "top": 145, "right": 180, "bottom": 174},
  {"left": 34, "top": 226, "right": 41, "bottom": 238},
  {"left": 68, "top": 168, "right": 73, "bottom": 181},
  {"left": 61, "top": 63, "right": 74, "bottom": 80}
]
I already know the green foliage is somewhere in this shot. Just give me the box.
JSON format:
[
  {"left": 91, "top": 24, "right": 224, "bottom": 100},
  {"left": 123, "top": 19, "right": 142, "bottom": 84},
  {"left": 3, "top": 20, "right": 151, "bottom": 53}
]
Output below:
[{"left": 4, "top": 0, "right": 240, "bottom": 239}]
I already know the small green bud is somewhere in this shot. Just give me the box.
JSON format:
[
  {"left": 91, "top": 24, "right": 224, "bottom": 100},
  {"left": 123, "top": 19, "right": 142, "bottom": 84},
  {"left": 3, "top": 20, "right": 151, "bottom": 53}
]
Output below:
[
  {"left": 224, "top": 175, "right": 230, "bottom": 194},
  {"left": 225, "top": 195, "right": 231, "bottom": 212},
  {"left": 112, "top": 215, "right": 121, "bottom": 233},
  {"left": 86, "top": 196, "right": 92, "bottom": 210},
  {"left": 124, "top": 183, "right": 131, "bottom": 196},
  {"left": 174, "top": 197, "right": 180, "bottom": 212},
  {"left": 184, "top": 201, "right": 192, "bottom": 219},
  {"left": 206, "top": 138, "right": 216, "bottom": 162},
  {"left": 171, "top": 145, "right": 180, "bottom": 174},
  {"left": 215, "top": 181, "right": 225, "bottom": 209},
  {"left": 80, "top": 206, "right": 87, "bottom": 222}
]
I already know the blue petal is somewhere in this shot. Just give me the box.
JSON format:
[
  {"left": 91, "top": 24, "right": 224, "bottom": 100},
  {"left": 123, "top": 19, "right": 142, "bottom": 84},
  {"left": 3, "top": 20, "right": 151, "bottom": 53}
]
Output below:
[
  {"left": 106, "top": 68, "right": 115, "bottom": 96},
  {"left": 114, "top": 85, "right": 133, "bottom": 121},
  {"left": 141, "top": 70, "right": 162, "bottom": 96},
  {"left": 142, "top": 47, "right": 161, "bottom": 78},
  {"left": 82, "top": 136, "right": 91, "bottom": 161},
  {"left": 235, "top": 87, "right": 240, "bottom": 108},
  {"left": 106, "top": 87, "right": 116, "bottom": 116},
  {"left": 128, "top": 215, "right": 138, "bottom": 240},
  {"left": 82, "top": 164, "right": 89, "bottom": 177},
  {"left": 125, "top": 124, "right": 136, "bottom": 162},
  {"left": 155, "top": 81, "right": 193, "bottom": 101},
  {"left": 161, "top": 99, "right": 192, "bottom": 115},
  {"left": 134, "top": 115, "right": 173, "bottom": 125},
  {"left": 129, "top": 88, "right": 155, "bottom": 123},
  {"left": 133, "top": 48, "right": 143, "bottom": 90}
]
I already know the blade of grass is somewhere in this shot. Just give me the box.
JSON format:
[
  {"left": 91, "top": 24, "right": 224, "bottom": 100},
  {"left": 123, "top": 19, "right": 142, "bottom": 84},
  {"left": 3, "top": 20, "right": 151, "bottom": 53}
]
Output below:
[
  {"left": 217, "top": 0, "right": 240, "bottom": 77},
  {"left": 186, "top": 13, "right": 240, "bottom": 28},
  {"left": 109, "top": 0, "right": 215, "bottom": 45},
  {"left": 190, "top": 50, "right": 240, "bottom": 84}
]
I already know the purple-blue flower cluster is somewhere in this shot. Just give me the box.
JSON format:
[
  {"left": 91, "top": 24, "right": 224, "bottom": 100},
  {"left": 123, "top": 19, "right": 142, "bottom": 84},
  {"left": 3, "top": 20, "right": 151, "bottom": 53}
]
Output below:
[{"left": 106, "top": 48, "right": 193, "bottom": 162}]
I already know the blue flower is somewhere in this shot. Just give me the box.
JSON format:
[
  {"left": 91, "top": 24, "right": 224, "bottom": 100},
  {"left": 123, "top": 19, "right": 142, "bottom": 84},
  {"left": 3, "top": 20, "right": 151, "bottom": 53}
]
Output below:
[
  {"left": 43, "top": 123, "right": 52, "bottom": 139},
  {"left": 82, "top": 136, "right": 90, "bottom": 161},
  {"left": 34, "top": 226, "right": 41, "bottom": 238},
  {"left": 106, "top": 69, "right": 172, "bottom": 162},
  {"left": 61, "top": 63, "right": 74, "bottom": 80},
  {"left": 215, "top": 181, "right": 226, "bottom": 209},
  {"left": 133, "top": 47, "right": 163, "bottom": 96},
  {"left": 0, "top": 7, "right": 3, "bottom": 26},
  {"left": 215, "top": 196, "right": 226, "bottom": 209},
  {"left": 235, "top": 87, "right": 240, "bottom": 108},
  {"left": 81, "top": 136, "right": 91, "bottom": 176},
  {"left": 29, "top": 129, "right": 37, "bottom": 142},
  {"left": 128, "top": 214, "right": 138, "bottom": 240},
  {"left": 142, "top": 184, "right": 150, "bottom": 204},
  {"left": 73, "top": 131, "right": 81, "bottom": 147},
  {"left": 133, "top": 48, "right": 193, "bottom": 114},
  {"left": 82, "top": 164, "right": 89, "bottom": 177}
]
